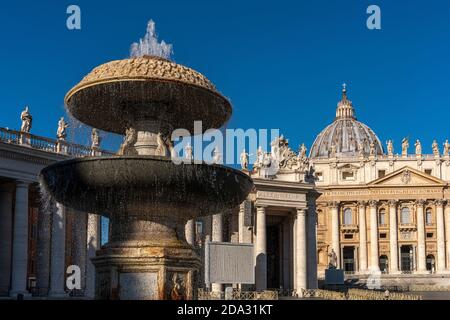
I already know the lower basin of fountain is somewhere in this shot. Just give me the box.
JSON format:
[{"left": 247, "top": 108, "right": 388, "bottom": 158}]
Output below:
[
  {"left": 39, "top": 155, "right": 253, "bottom": 220},
  {"left": 39, "top": 155, "right": 253, "bottom": 300}
]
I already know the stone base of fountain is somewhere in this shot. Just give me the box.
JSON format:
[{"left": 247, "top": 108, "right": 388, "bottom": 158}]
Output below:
[{"left": 92, "top": 219, "right": 201, "bottom": 300}]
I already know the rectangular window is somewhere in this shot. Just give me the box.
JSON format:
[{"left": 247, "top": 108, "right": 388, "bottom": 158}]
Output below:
[
  {"left": 344, "top": 234, "right": 353, "bottom": 239},
  {"left": 380, "top": 233, "right": 387, "bottom": 239},
  {"left": 425, "top": 169, "right": 432, "bottom": 175},
  {"left": 378, "top": 170, "right": 386, "bottom": 178},
  {"left": 342, "top": 171, "right": 354, "bottom": 180},
  {"left": 427, "top": 233, "right": 434, "bottom": 238}
]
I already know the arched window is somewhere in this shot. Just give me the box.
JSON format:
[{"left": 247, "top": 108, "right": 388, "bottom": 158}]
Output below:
[
  {"left": 343, "top": 208, "right": 353, "bottom": 225},
  {"left": 426, "top": 208, "right": 433, "bottom": 225},
  {"left": 401, "top": 207, "right": 411, "bottom": 224},
  {"left": 379, "top": 209, "right": 387, "bottom": 226}
]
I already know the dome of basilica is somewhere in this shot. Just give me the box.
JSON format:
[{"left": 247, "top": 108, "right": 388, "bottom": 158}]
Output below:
[{"left": 309, "top": 85, "right": 384, "bottom": 159}]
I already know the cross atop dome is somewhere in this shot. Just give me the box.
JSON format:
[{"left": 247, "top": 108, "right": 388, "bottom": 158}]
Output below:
[{"left": 336, "top": 83, "right": 355, "bottom": 119}]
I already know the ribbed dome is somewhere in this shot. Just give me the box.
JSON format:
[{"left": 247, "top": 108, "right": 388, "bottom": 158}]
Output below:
[{"left": 309, "top": 85, "right": 383, "bottom": 159}]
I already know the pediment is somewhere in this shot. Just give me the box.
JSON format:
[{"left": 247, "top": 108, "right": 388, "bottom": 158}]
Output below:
[
  {"left": 337, "top": 163, "right": 359, "bottom": 170},
  {"left": 368, "top": 166, "right": 447, "bottom": 187}
]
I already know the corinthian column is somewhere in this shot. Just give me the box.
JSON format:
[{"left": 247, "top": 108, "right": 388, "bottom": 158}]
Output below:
[
  {"left": 388, "top": 200, "right": 399, "bottom": 274},
  {"left": 49, "top": 203, "right": 67, "bottom": 297},
  {"left": 369, "top": 200, "right": 380, "bottom": 272},
  {"left": 185, "top": 219, "right": 196, "bottom": 246},
  {"left": 85, "top": 213, "right": 100, "bottom": 299},
  {"left": 416, "top": 200, "right": 427, "bottom": 273},
  {"left": 255, "top": 206, "right": 267, "bottom": 291},
  {"left": 329, "top": 202, "right": 340, "bottom": 268},
  {"left": 211, "top": 213, "right": 224, "bottom": 293},
  {"left": 445, "top": 203, "right": 450, "bottom": 271},
  {"left": 0, "top": 186, "right": 13, "bottom": 296},
  {"left": 436, "top": 200, "right": 446, "bottom": 272},
  {"left": 9, "top": 181, "right": 30, "bottom": 297},
  {"left": 307, "top": 200, "right": 318, "bottom": 289},
  {"left": 357, "top": 201, "right": 367, "bottom": 273},
  {"left": 296, "top": 208, "right": 307, "bottom": 293}
]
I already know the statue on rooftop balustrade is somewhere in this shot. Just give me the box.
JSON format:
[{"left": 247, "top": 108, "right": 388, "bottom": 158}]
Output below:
[
  {"left": 432, "top": 140, "right": 440, "bottom": 157},
  {"left": 402, "top": 137, "right": 409, "bottom": 157},
  {"left": 91, "top": 128, "right": 101, "bottom": 149},
  {"left": 57, "top": 117, "right": 69, "bottom": 141},
  {"left": 20, "top": 106, "right": 32, "bottom": 133}
]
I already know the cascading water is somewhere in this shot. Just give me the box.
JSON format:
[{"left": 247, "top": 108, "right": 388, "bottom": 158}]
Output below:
[{"left": 39, "top": 20, "right": 253, "bottom": 300}]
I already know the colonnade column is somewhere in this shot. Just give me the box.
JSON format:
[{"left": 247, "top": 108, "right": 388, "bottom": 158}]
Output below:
[
  {"left": 211, "top": 213, "right": 223, "bottom": 293},
  {"left": 436, "top": 200, "right": 446, "bottom": 272},
  {"left": 329, "top": 202, "right": 340, "bottom": 268},
  {"left": 36, "top": 202, "right": 52, "bottom": 296},
  {"left": 415, "top": 200, "right": 427, "bottom": 273},
  {"left": 445, "top": 202, "right": 450, "bottom": 271},
  {"left": 357, "top": 201, "right": 367, "bottom": 273},
  {"left": 185, "top": 219, "right": 196, "bottom": 246},
  {"left": 48, "top": 203, "right": 67, "bottom": 297},
  {"left": 0, "top": 186, "right": 13, "bottom": 296},
  {"left": 85, "top": 213, "right": 101, "bottom": 299},
  {"left": 388, "top": 200, "right": 399, "bottom": 274},
  {"left": 368, "top": 200, "right": 380, "bottom": 272},
  {"left": 296, "top": 208, "right": 307, "bottom": 295},
  {"left": 307, "top": 200, "right": 318, "bottom": 289},
  {"left": 255, "top": 206, "right": 267, "bottom": 291},
  {"left": 9, "top": 181, "right": 30, "bottom": 297},
  {"left": 238, "top": 202, "right": 245, "bottom": 243}
]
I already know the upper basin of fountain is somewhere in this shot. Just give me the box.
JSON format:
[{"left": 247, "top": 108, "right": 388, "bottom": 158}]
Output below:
[{"left": 65, "top": 55, "right": 232, "bottom": 135}]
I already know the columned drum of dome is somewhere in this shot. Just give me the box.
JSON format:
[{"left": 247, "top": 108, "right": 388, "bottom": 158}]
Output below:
[{"left": 309, "top": 86, "right": 383, "bottom": 159}]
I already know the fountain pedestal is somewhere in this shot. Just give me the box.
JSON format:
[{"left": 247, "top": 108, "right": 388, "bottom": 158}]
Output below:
[{"left": 92, "top": 219, "right": 201, "bottom": 300}]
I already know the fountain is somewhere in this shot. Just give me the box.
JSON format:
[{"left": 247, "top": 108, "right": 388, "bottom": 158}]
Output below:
[{"left": 39, "top": 22, "right": 253, "bottom": 300}]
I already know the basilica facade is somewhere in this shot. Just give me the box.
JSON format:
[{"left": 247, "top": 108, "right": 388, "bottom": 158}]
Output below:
[{"left": 238, "top": 86, "right": 450, "bottom": 290}]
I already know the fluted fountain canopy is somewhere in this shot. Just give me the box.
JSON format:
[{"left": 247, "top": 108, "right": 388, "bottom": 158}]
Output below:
[{"left": 65, "top": 55, "right": 232, "bottom": 135}]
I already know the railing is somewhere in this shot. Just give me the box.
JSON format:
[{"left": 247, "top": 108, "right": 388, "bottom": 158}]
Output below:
[
  {"left": 304, "top": 289, "right": 422, "bottom": 300},
  {"left": 0, "top": 127, "right": 114, "bottom": 157},
  {"left": 198, "top": 289, "right": 278, "bottom": 300},
  {"left": 399, "top": 223, "right": 417, "bottom": 231}
]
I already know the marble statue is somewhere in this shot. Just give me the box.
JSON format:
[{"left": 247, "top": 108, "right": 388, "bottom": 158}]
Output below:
[
  {"left": 328, "top": 249, "right": 338, "bottom": 269},
  {"left": 184, "top": 143, "right": 193, "bottom": 161},
  {"left": 255, "top": 146, "right": 264, "bottom": 168},
  {"left": 20, "top": 106, "right": 32, "bottom": 133},
  {"left": 57, "top": 117, "right": 69, "bottom": 141},
  {"left": 387, "top": 140, "right": 394, "bottom": 157},
  {"left": 118, "top": 127, "right": 137, "bottom": 156},
  {"left": 401, "top": 138, "right": 409, "bottom": 156},
  {"left": 240, "top": 149, "right": 249, "bottom": 170},
  {"left": 432, "top": 140, "right": 440, "bottom": 157},
  {"left": 444, "top": 139, "right": 450, "bottom": 157},
  {"left": 156, "top": 132, "right": 168, "bottom": 156},
  {"left": 298, "top": 143, "right": 307, "bottom": 159},
  {"left": 91, "top": 129, "right": 101, "bottom": 149},
  {"left": 415, "top": 139, "right": 422, "bottom": 156},
  {"left": 170, "top": 273, "right": 185, "bottom": 300}
]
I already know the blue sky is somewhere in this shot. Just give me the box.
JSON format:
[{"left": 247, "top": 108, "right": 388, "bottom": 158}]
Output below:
[{"left": 1, "top": 0, "right": 450, "bottom": 156}]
